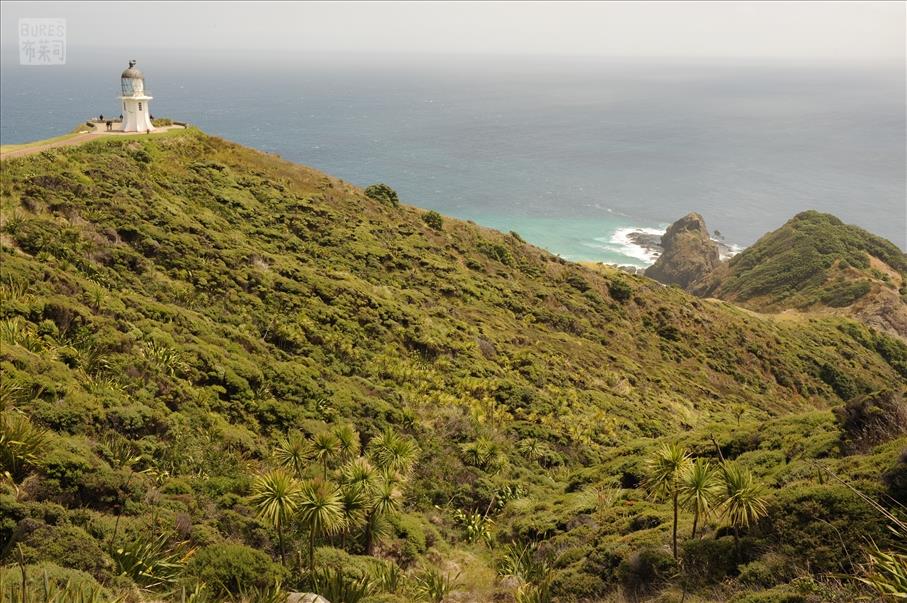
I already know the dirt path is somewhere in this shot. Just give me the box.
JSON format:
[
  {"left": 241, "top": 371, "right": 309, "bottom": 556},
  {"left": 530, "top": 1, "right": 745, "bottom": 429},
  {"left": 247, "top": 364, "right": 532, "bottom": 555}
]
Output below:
[{"left": 1, "top": 123, "right": 185, "bottom": 160}]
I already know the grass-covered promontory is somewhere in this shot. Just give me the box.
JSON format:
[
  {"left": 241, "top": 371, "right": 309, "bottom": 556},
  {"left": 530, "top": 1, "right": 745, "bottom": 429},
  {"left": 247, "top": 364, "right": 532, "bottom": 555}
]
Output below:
[
  {"left": 1, "top": 129, "right": 905, "bottom": 601},
  {"left": 693, "top": 211, "right": 907, "bottom": 339}
]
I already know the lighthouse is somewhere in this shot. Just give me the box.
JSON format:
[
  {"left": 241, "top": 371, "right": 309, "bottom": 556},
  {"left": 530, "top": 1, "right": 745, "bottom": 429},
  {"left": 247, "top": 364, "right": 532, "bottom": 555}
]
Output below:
[{"left": 119, "top": 60, "right": 153, "bottom": 132}]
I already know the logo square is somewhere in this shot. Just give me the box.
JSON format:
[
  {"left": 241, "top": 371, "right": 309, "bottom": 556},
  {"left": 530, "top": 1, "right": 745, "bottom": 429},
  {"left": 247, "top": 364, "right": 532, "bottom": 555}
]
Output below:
[{"left": 19, "top": 18, "right": 66, "bottom": 66}]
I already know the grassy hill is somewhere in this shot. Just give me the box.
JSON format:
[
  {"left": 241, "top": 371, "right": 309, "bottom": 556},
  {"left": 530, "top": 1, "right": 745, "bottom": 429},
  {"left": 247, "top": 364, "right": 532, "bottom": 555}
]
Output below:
[
  {"left": 693, "top": 211, "right": 907, "bottom": 338},
  {"left": 1, "top": 130, "right": 905, "bottom": 602}
]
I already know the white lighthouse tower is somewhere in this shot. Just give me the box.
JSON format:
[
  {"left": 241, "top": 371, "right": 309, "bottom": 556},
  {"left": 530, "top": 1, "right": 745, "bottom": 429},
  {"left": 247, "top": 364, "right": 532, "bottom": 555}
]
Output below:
[{"left": 119, "top": 60, "right": 154, "bottom": 132}]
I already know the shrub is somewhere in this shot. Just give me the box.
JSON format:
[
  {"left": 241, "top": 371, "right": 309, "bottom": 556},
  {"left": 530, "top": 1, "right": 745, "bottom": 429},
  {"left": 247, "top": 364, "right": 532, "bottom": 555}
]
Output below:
[
  {"left": 818, "top": 363, "right": 859, "bottom": 400},
  {"left": 186, "top": 543, "right": 285, "bottom": 595},
  {"left": 75, "top": 465, "right": 139, "bottom": 511},
  {"left": 30, "top": 396, "right": 100, "bottom": 433},
  {"left": 41, "top": 444, "right": 93, "bottom": 487},
  {"left": 314, "top": 546, "right": 383, "bottom": 579},
  {"left": 761, "top": 483, "right": 888, "bottom": 574},
  {"left": 422, "top": 211, "right": 443, "bottom": 231},
  {"left": 0, "top": 495, "right": 25, "bottom": 546},
  {"left": 818, "top": 280, "right": 871, "bottom": 307},
  {"left": 390, "top": 512, "right": 427, "bottom": 562},
  {"left": 738, "top": 553, "right": 796, "bottom": 588},
  {"left": 608, "top": 280, "right": 633, "bottom": 303},
  {"left": 583, "top": 546, "right": 623, "bottom": 584},
  {"left": 731, "top": 588, "right": 809, "bottom": 603},
  {"left": 15, "top": 520, "right": 111, "bottom": 578},
  {"left": 680, "top": 537, "right": 737, "bottom": 588},
  {"left": 627, "top": 513, "right": 662, "bottom": 533},
  {"left": 477, "top": 241, "right": 515, "bottom": 266},
  {"left": 834, "top": 389, "right": 907, "bottom": 453},
  {"left": 616, "top": 547, "right": 677, "bottom": 598},
  {"left": 106, "top": 404, "right": 166, "bottom": 438},
  {"left": 132, "top": 149, "right": 152, "bottom": 164},
  {"left": 550, "top": 565, "right": 606, "bottom": 599},
  {"left": 883, "top": 448, "right": 907, "bottom": 503},
  {"left": 565, "top": 273, "right": 589, "bottom": 292},
  {"left": 364, "top": 184, "right": 400, "bottom": 207}
]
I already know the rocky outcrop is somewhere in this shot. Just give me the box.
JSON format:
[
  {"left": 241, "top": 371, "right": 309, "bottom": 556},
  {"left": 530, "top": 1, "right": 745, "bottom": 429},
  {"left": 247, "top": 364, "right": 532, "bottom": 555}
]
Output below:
[
  {"left": 840, "top": 279, "right": 907, "bottom": 340},
  {"left": 644, "top": 213, "right": 720, "bottom": 289}
]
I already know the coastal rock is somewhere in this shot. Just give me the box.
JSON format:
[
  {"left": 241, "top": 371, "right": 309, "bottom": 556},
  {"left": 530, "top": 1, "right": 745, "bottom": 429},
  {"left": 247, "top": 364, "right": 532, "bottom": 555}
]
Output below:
[
  {"left": 626, "top": 231, "right": 664, "bottom": 260},
  {"left": 848, "top": 283, "right": 907, "bottom": 340},
  {"left": 644, "top": 213, "right": 720, "bottom": 289},
  {"left": 599, "top": 263, "right": 646, "bottom": 275},
  {"left": 617, "top": 265, "right": 645, "bottom": 275}
]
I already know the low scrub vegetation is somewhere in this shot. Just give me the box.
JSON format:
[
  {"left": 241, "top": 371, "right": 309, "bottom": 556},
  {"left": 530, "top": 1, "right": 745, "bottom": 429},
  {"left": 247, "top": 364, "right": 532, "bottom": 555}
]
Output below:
[{"left": 0, "top": 131, "right": 904, "bottom": 601}]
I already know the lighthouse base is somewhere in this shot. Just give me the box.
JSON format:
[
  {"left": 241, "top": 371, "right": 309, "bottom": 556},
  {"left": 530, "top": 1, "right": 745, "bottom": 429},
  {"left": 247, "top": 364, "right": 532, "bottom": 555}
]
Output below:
[{"left": 121, "top": 96, "right": 154, "bottom": 133}]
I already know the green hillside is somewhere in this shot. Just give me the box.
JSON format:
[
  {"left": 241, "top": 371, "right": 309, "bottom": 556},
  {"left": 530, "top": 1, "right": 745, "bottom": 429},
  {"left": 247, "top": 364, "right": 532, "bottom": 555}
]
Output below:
[
  {"left": 692, "top": 212, "right": 907, "bottom": 338},
  {"left": 1, "top": 130, "right": 905, "bottom": 601}
]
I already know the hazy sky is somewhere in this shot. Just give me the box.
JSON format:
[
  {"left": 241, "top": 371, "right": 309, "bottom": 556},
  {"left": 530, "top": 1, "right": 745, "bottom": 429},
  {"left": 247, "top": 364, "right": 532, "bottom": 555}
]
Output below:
[{"left": 1, "top": 1, "right": 904, "bottom": 62}]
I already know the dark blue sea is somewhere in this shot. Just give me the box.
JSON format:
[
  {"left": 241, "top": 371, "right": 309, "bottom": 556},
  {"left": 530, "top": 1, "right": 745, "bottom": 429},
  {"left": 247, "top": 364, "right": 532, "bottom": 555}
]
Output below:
[{"left": 2, "top": 48, "right": 904, "bottom": 263}]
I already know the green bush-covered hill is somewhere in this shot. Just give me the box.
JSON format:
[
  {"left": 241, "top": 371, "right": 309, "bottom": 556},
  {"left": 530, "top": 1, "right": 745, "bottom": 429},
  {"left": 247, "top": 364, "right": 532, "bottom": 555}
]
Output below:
[
  {"left": 1, "top": 129, "right": 904, "bottom": 601},
  {"left": 693, "top": 211, "right": 907, "bottom": 339}
]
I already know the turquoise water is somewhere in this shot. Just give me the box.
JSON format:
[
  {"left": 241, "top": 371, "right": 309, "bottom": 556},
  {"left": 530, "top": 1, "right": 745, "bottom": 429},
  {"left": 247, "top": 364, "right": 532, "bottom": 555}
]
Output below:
[
  {"left": 2, "top": 50, "right": 904, "bottom": 261},
  {"left": 466, "top": 214, "right": 668, "bottom": 266}
]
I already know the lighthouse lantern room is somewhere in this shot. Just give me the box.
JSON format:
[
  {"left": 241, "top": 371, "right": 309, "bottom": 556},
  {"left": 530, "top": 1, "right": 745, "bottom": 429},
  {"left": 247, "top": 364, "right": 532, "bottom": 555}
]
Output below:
[{"left": 120, "top": 60, "right": 153, "bottom": 132}]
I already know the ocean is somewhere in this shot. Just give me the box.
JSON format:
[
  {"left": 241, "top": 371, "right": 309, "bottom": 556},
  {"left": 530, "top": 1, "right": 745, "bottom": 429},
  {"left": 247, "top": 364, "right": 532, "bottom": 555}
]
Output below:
[{"left": 2, "top": 49, "right": 904, "bottom": 265}]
